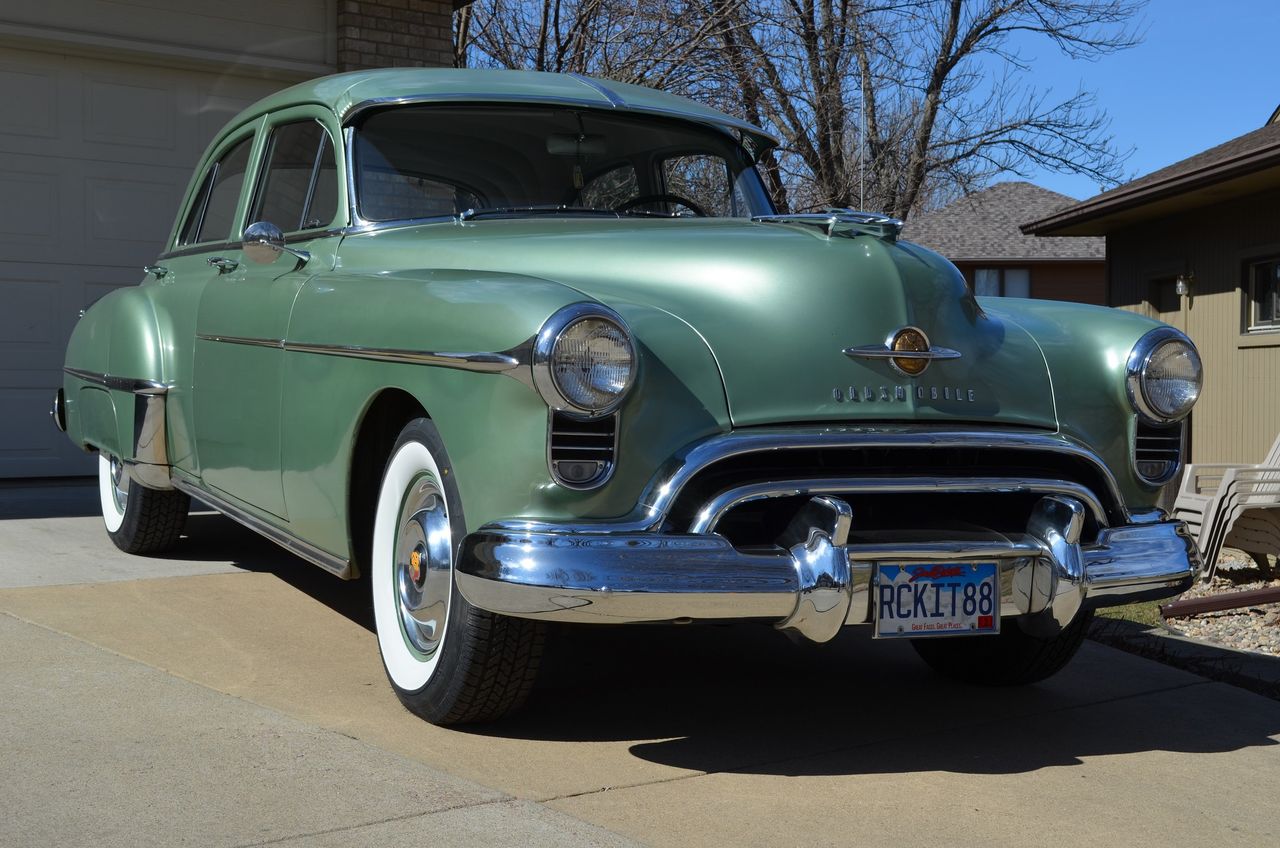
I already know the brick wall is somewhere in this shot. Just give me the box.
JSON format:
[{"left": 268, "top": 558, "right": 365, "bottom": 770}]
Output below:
[{"left": 337, "top": 0, "right": 455, "bottom": 70}]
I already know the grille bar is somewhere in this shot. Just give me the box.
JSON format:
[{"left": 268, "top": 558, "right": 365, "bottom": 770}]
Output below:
[{"left": 548, "top": 411, "right": 618, "bottom": 489}]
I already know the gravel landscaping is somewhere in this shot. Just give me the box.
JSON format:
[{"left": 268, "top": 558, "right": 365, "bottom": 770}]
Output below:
[{"left": 1163, "top": 549, "right": 1280, "bottom": 657}]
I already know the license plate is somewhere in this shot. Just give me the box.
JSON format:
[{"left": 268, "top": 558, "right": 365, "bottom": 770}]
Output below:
[{"left": 873, "top": 562, "right": 1000, "bottom": 638}]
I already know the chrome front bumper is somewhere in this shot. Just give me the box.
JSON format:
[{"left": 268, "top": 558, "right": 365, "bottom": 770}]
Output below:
[{"left": 456, "top": 494, "right": 1201, "bottom": 643}]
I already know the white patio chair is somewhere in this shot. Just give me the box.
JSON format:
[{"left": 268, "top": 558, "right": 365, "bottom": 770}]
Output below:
[{"left": 1172, "top": 432, "right": 1280, "bottom": 576}]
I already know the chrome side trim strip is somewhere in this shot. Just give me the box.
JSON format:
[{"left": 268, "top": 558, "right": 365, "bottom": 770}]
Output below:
[
  {"left": 64, "top": 367, "right": 168, "bottom": 395},
  {"left": 195, "top": 334, "right": 522, "bottom": 373},
  {"left": 196, "top": 334, "right": 284, "bottom": 350},
  {"left": 285, "top": 340, "right": 520, "bottom": 372},
  {"left": 490, "top": 426, "right": 1133, "bottom": 535},
  {"left": 171, "top": 477, "right": 352, "bottom": 579},
  {"left": 690, "top": 476, "right": 1109, "bottom": 534}
]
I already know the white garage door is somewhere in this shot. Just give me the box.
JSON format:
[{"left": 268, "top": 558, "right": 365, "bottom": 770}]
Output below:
[{"left": 0, "top": 34, "right": 327, "bottom": 476}]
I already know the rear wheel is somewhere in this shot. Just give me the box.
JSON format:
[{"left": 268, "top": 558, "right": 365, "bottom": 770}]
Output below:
[
  {"left": 371, "top": 418, "right": 544, "bottom": 725},
  {"left": 910, "top": 611, "right": 1093, "bottom": 685},
  {"left": 98, "top": 453, "right": 189, "bottom": 555}
]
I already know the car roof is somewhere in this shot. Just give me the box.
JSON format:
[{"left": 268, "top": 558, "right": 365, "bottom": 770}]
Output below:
[{"left": 226, "top": 68, "right": 778, "bottom": 154}]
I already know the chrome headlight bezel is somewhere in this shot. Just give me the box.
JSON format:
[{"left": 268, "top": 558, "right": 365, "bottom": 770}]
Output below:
[
  {"left": 532, "top": 303, "right": 636, "bottom": 416},
  {"left": 1125, "top": 327, "right": 1202, "bottom": 425}
]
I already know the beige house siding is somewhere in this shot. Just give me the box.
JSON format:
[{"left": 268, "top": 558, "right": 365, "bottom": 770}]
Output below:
[{"left": 1107, "top": 186, "right": 1280, "bottom": 465}]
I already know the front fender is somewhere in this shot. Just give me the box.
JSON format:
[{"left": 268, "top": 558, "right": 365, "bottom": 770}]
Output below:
[
  {"left": 279, "top": 269, "right": 731, "bottom": 556},
  {"left": 980, "top": 298, "right": 1169, "bottom": 507}
]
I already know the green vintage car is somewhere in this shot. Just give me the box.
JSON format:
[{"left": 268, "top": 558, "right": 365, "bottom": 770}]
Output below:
[{"left": 55, "top": 68, "right": 1203, "bottom": 725}]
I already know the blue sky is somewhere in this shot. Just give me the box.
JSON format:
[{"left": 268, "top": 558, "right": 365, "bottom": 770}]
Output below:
[{"left": 1005, "top": 0, "right": 1280, "bottom": 200}]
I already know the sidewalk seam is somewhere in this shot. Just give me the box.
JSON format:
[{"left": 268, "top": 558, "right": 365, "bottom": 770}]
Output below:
[{"left": 229, "top": 798, "right": 529, "bottom": 848}]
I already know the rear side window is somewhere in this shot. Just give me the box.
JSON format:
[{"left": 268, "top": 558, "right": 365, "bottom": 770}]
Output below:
[
  {"left": 179, "top": 136, "right": 253, "bottom": 246},
  {"left": 250, "top": 121, "right": 338, "bottom": 232}
]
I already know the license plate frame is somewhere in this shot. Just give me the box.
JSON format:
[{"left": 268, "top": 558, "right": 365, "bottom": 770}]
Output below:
[{"left": 872, "top": 562, "right": 1001, "bottom": 639}]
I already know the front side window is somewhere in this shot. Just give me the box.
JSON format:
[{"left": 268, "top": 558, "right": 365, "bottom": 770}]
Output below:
[
  {"left": 250, "top": 120, "right": 338, "bottom": 233},
  {"left": 661, "top": 154, "right": 743, "bottom": 217},
  {"left": 974, "top": 267, "right": 1030, "bottom": 298},
  {"left": 179, "top": 135, "right": 253, "bottom": 246},
  {"left": 352, "top": 106, "right": 773, "bottom": 222},
  {"left": 1247, "top": 258, "right": 1280, "bottom": 331}
]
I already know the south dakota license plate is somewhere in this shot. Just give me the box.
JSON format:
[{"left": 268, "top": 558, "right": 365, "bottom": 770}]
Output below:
[{"left": 873, "top": 562, "right": 1000, "bottom": 639}]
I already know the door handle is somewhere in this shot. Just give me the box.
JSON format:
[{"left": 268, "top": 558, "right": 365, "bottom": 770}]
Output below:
[
  {"left": 208, "top": 257, "right": 239, "bottom": 274},
  {"left": 144, "top": 264, "right": 169, "bottom": 279}
]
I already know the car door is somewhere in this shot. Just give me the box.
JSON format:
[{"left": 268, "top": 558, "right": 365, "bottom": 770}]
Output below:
[
  {"left": 192, "top": 110, "right": 342, "bottom": 519},
  {"left": 156, "top": 125, "right": 260, "bottom": 477}
]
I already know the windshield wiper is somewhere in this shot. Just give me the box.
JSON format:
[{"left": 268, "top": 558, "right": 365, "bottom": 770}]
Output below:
[{"left": 458, "top": 205, "right": 621, "bottom": 221}]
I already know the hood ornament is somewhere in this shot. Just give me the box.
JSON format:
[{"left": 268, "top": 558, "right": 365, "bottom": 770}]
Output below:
[
  {"left": 843, "top": 326, "right": 961, "bottom": 376},
  {"left": 752, "top": 209, "right": 903, "bottom": 242}
]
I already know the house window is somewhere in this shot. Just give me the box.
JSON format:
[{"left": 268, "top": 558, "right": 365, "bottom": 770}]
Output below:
[
  {"left": 974, "top": 268, "right": 1030, "bottom": 298},
  {"left": 1247, "top": 258, "right": 1280, "bottom": 330}
]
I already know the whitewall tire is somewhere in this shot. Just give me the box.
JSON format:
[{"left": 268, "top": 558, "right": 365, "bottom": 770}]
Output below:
[
  {"left": 97, "top": 453, "right": 189, "bottom": 555},
  {"left": 371, "top": 418, "right": 544, "bottom": 725}
]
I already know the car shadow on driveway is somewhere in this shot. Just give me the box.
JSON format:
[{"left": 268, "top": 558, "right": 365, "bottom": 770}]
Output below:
[
  {"left": 477, "top": 620, "right": 1280, "bottom": 777},
  {"left": 176, "top": 512, "right": 377, "bottom": 632}
]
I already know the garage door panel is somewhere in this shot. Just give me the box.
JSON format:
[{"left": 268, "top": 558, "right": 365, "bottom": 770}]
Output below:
[
  {"left": 85, "top": 173, "right": 184, "bottom": 262},
  {"left": 82, "top": 74, "right": 179, "bottom": 151},
  {"left": 0, "top": 277, "right": 61, "bottom": 351},
  {"left": 0, "top": 386, "right": 93, "bottom": 477},
  {"left": 0, "top": 64, "right": 58, "bottom": 139},
  {"left": 0, "top": 169, "right": 61, "bottom": 259}
]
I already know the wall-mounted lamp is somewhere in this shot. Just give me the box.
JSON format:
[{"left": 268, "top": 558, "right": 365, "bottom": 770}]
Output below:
[{"left": 1175, "top": 273, "right": 1193, "bottom": 297}]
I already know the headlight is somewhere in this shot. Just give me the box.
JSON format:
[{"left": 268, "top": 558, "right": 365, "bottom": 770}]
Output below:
[
  {"left": 533, "top": 303, "right": 635, "bottom": 415},
  {"left": 1126, "top": 327, "right": 1202, "bottom": 423}
]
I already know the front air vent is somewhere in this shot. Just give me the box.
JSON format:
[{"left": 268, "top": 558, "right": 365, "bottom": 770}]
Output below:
[
  {"left": 1134, "top": 420, "right": 1184, "bottom": 485},
  {"left": 549, "top": 411, "right": 618, "bottom": 490}
]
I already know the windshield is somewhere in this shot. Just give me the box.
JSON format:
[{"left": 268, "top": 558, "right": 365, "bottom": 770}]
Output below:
[{"left": 352, "top": 105, "right": 775, "bottom": 222}]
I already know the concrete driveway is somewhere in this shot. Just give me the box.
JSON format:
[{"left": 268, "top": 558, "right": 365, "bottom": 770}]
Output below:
[{"left": 2, "top": 482, "right": 1277, "bottom": 847}]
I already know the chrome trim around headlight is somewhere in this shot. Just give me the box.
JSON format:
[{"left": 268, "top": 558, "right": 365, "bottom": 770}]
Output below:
[
  {"left": 531, "top": 302, "right": 636, "bottom": 416},
  {"left": 1125, "top": 326, "right": 1202, "bottom": 424}
]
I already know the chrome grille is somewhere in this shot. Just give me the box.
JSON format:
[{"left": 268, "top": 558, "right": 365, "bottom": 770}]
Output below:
[
  {"left": 1133, "top": 420, "right": 1184, "bottom": 484},
  {"left": 548, "top": 411, "right": 617, "bottom": 489}
]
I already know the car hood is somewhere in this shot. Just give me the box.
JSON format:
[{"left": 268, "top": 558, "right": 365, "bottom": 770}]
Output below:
[{"left": 390, "top": 218, "right": 1058, "bottom": 429}]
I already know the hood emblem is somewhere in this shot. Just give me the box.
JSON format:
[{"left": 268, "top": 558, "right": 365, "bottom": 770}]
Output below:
[{"left": 843, "top": 326, "right": 961, "bottom": 376}]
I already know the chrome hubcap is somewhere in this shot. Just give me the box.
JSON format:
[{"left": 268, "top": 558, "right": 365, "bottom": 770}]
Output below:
[
  {"left": 109, "top": 455, "right": 129, "bottom": 515},
  {"left": 394, "top": 474, "right": 452, "bottom": 657}
]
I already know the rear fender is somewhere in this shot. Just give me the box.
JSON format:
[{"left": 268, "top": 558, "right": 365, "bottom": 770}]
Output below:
[{"left": 62, "top": 286, "right": 171, "bottom": 488}]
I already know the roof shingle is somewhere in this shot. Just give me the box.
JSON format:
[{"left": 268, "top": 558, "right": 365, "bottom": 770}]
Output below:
[
  {"left": 1022, "top": 121, "right": 1280, "bottom": 235},
  {"left": 903, "top": 181, "right": 1104, "bottom": 261}
]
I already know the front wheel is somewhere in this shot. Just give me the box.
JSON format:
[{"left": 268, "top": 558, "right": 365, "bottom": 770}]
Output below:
[
  {"left": 98, "top": 453, "right": 189, "bottom": 555},
  {"left": 910, "top": 610, "right": 1094, "bottom": 686},
  {"left": 371, "top": 418, "right": 544, "bottom": 725}
]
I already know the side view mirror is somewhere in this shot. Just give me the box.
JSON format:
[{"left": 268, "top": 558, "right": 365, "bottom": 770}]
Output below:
[{"left": 243, "top": 221, "right": 311, "bottom": 266}]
